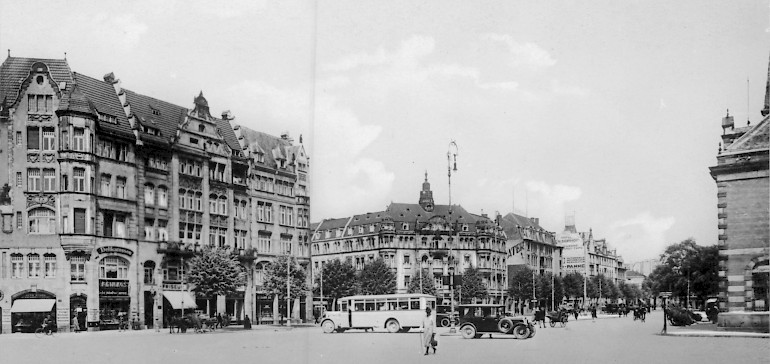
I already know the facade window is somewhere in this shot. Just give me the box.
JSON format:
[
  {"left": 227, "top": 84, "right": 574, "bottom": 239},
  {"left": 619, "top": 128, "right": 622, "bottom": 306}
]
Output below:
[
  {"left": 27, "top": 94, "right": 53, "bottom": 113},
  {"left": 103, "top": 212, "right": 127, "bottom": 238},
  {"left": 28, "top": 208, "right": 55, "bottom": 234},
  {"left": 158, "top": 186, "right": 168, "bottom": 208},
  {"left": 144, "top": 184, "right": 155, "bottom": 205},
  {"left": 27, "top": 168, "right": 41, "bottom": 192},
  {"left": 74, "top": 208, "right": 86, "bottom": 234},
  {"left": 218, "top": 197, "right": 227, "bottom": 216},
  {"left": 143, "top": 261, "right": 156, "bottom": 284},
  {"left": 234, "top": 199, "right": 239, "bottom": 218},
  {"left": 257, "top": 202, "right": 265, "bottom": 222},
  {"left": 27, "top": 126, "right": 40, "bottom": 150},
  {"left": 258, "top": 233, "right": 271, "bottom": 253},
  {"left": 101, "top": 174, "right": 111, "bottom": 196},
  {"left": 43, "top": 169, "right": 56, "bottom": 192},
  {"left": 27, "top": 254, "right": 40, "bottom": 278},
  {"left": 16, "top": 172, "right": 22, "bottom": 187},
  {"left": 42, "top": 127, "right": 55, "bottom": 150},
  {"left": 99, "top": 256, "right": 129, "bottom": 279},
  {"left": 144, "top": 218, "right": 155, "bottom": 240},
  {"left": 116, "top": 177, "right": 126, "bottom": 198},
  {"left": 11, "top": 254, "right": 24, "bottom": 278},
  {"left": 70, "top": 255, "right": 86, "bottom": 281},
  {"left": 73, "top": 168, "right": 86, "bottom": 192},
  {"left": 44, "top": 254, "right": 56, "bottom": 278},
  {"left": 73, "top": 128, "right": 85, "bottom": 151},
  {"left": 16, "top": 131, "right": 22, "bottom": 146},
  {"left": 195, "top": 193, "right": 202, "bottom": 211},
  {"left": 157, "top": 220, "right": 168, "bottom": 241},
  {"left": 209, "top": 162, "right": 225, "bottom": 181},
  {"left": 98, "top": 112, "right": 117, "bottom": 124},
  {"left": 209, "top": 194, "right": 217, "bottom": 214},
  {"left": 179, "top": 189, "right": 187, "bottom": 209},
  {"left": 240, "top": 201, "right": 248, "bottom": 219},
  {"left": 16, "top": 211, "right": 22, "bottom": 229}
]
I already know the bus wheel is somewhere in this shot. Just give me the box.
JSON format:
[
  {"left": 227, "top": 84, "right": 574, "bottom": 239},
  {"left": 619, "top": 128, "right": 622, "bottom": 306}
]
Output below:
[
  {"left": 321, "top": 320, "right": 336, "bottom": 333},
  {"left": 385, "top": 319, "right": 401, "bottom": 333}
]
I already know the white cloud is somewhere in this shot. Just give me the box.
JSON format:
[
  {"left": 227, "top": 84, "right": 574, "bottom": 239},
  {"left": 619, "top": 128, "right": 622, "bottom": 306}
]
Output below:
[
  {"left": 324, "top": 35, "right": 436, "bottom": 72},
  {"left": 69, "top": 13, "right": 148, "bottom": 52},
  {"left": 607, "top": 212, "right": 676, "bottom": 262},
  {"left": 523, "top": 180, "right": 582, "bottom": 230},
  {"left": 481, "top": 33, "right": 556, "bottom": 70}
]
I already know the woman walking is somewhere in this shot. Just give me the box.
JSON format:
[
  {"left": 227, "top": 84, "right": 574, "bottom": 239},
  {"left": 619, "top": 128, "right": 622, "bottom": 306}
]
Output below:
[{"left": 421, "top": 307, "right": 436, "bottom": 355}]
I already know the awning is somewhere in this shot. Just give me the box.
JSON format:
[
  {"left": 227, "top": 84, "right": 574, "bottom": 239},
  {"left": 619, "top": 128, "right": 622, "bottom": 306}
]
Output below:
[
  {"left": 162, "top": 291, "right": 197, "bottom": 310},
  {"left": 11, "top": 299, "right": 56, "bottom": 313}
]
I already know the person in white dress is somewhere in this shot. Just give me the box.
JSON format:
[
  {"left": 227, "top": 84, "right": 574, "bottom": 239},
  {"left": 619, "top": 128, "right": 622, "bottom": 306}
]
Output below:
[{"left": 421, "top": 307, "right": 436, "bottom": 355}]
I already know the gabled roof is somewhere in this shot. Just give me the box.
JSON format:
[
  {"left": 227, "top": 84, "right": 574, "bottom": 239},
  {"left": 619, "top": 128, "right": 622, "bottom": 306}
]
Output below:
[
  {"left": 499, "top": 213, "right": 546, "bottom": 239},
  {"left": 72, "top": 72, "right": 134, "bottom": 140},
  {"left": 215, "top": 118, "right": 241, "bottom": 153},
  {"left": 725, "top": 116, "right": 769, "bottom": 152},
  {"left": 385, "top": 203, "right": 478, "bottom": 227},
  {"left": 0, "top": 57, "right": 72, "bottom": 108},
  {"left": 237, "top": 126, "right": 294, "bottom": 170},
  {"left": 123, "top": 88, "right": 187, "bottom": 146},
  {"left": 57, "top": 83, "right": 95, "bottom": 116}
]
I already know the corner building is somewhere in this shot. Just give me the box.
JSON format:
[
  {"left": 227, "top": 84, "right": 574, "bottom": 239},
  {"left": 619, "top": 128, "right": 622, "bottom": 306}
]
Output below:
[
  {"left": 0, "top": 56, "right": 311, "bottom": 333},
  {"left": 311, "top": 175, "right": 508, "bottom": 305}
]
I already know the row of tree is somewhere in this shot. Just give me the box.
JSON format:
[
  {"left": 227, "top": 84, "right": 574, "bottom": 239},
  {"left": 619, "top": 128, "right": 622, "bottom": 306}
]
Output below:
[{"left": 182, "top": 238, "right": 719, "bottom": 313}]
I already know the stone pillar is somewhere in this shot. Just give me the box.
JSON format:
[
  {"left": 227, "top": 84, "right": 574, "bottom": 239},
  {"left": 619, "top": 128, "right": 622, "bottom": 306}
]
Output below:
[
  {"left": 272, "top": 295, "right": 279, "bottom": 324},
  {"left": 217, "top": 294, "right": 226, "bottom": 316}
]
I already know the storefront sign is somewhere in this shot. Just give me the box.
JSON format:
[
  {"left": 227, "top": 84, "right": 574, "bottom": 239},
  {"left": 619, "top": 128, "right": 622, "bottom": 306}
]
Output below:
[
  {"left": 99, "top": 280, "right": 129, "bottom": 297},
  {"left": 2, "top": 308, "right": 11, "bottom": 324},
  {"left": 88, "top": 308, "right": 99, "bottom": 322},
  {"left": 97, "top": 246, "right": 133, "bottom": 256},
  {"left": 16, "top": 291, "right": 54, "bottom": 299},
  {"left": 56, "top": 308, "right": 69, "bottom": 325},
  {"left": 162, "top": 283, "right": 187, "bottom": 291}
]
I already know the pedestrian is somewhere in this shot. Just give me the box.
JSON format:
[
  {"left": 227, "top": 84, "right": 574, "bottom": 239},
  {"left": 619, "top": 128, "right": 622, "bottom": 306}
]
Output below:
[
  {"left": 313, "top": 308, "right": 320, "bottom": 324},
  {"left": 244, "top": 315, "right": 252, "bottom": 329},
  {"left": 216, "top": 313, "right": 222, "bottom": 329},
  {"left": 573, "top": 308, "right": 579, "bottom": 321},
  {"left": 71, "top": 314, "right": 80, "bottom": 333},
  {"left": 590, "top": 305, "right": 597, "bottom": 321},
  {"left": 535, "top": 307, "right": 545, "bottom": 328},
  {"left": 421, "top": 307, "right": 436, "bottom": 355}
]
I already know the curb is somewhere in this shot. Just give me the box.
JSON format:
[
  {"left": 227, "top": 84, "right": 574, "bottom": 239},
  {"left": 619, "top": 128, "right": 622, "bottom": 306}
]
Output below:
[{"left": 662, "top": 331, "right": 770, "bottom": 338}]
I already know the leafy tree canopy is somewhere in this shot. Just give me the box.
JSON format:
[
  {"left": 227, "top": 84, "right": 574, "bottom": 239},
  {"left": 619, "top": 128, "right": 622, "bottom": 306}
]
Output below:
[
  {"left": 507, "top": 266, "right": 534, "bottom": 301},
  {"left": 644, "top": 239, "right": 719, "bottom": 303},
  {"left": 185, "top": 246, "right": 245, "bottom": 298},
  {"left": 264, "top": 255, "right": 308, "bottom": 300},
  {"left": 407, "top": 269, "right": 437, "bottom": 296},
  {"left": 357, "top": 258, "right": 396, "bottom": 295},
  {"left": 315, "top": 259, "right": 358, "bottom": 302},
  {"left": 459, "top": 266, "right": 488, "bottom": 303}
]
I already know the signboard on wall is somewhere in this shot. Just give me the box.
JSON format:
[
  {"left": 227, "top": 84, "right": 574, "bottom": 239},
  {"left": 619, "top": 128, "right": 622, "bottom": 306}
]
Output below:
[
  {"left": 56, "top": 308, "right": 69, "bottom": 325},
  {"left": 2, "top": 308, "right": 11, "bottom": 325},
  {"left": 99, "top": 280, "right": 129, "bottom": 297},
  {"left": 557, "top": 233, "right": 585, "bottom": 273}
]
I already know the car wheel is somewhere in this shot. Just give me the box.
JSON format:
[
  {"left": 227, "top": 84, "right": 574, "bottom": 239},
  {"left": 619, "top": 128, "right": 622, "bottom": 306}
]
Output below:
[
  {"left": 385, "top": 319, "right": 400, "bottom": 333},
  {"left": 528, "top": 325, "right": 536, "bottom": 338},
  {"left": 512, "top": 324, "right": 529, "bottom": 339},
  {"left": 460, "top": 324, "right": 476, "bottom": 339},
  {"left": 321, "top": 320, "right": 335, "bottom": 333},
  {"left": 497, "top": 318, "right": 514, "bottom": 334},
  {"left": 549, "top": 320, "right": 556, "bottom": 328},
  {"left": 440, "top": 317, "right": 450, "bottom": 327}
]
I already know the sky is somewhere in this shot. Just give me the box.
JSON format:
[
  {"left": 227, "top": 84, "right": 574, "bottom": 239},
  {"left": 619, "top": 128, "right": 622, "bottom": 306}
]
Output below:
[{"left": 1, "top": 0, "right": 767, "bottom": 263}]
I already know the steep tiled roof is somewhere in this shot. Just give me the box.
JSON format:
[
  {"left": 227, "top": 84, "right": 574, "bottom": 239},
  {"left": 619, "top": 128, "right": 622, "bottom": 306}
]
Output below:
[
  {"left": 385, "top": 203, "right": 477, "bottom": 227},
  {"left": 72, "top": 73, "right": 134, "bottom": 140},
  {"left": 500, "top": 212, "right": 554, "bottom": 243},
  {"left": 58, "top": 83, "right": 96, "bottom": 116},
  {"left": 124, "top": 88, "right": 187, "bottom": 146},
  {"left": 0, "top": 57, "right": 72, "bottom": 107},
  {"left": 237, "top": 126, "right": 293, "bottom": 169},
  {"left": 215, "top": 118, "right": 241, "bottom": 153}
]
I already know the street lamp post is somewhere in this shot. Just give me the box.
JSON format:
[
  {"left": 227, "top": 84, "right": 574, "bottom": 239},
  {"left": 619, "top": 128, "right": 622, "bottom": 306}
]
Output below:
[{"left": 447, "top": 140, "right": 458, "bottom": 333}]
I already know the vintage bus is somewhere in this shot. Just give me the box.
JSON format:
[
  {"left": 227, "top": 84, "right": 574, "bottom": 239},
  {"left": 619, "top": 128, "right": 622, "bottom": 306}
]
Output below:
[{"left": 320, "top": 293, "right": 436, "bottom": 333}]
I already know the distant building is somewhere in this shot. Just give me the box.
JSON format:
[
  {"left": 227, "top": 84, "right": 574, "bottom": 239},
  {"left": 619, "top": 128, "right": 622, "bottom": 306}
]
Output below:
[
  {"left": 708, "top": 57, "right": 770, "bottom": 312},
  {"left": 500, "top": 213, "right": 561, "bottom": 277},
  {"left": 555, "top": 217, "right": 625, "bottom": 284},
  {"left": 624, "top": 270, "right": 645, "bottom": 288},
  {"left": 310, "top": 174, "right": 508, "bottom": 305},
  {"left": 626, "top": 259, "right": 661, "bottom": 277}
]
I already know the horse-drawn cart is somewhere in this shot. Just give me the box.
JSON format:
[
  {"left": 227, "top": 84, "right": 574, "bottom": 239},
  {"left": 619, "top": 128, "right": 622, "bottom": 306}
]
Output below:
[{"left": 546, "top": 310, "right": 569, "bottom": 327}]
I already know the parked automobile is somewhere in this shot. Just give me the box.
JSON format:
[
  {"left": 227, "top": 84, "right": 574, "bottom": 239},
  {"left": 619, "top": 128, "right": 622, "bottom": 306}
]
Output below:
[
  {"left": 435, "top": 305, "right": 459, "bottom": 327},
  {"left": 601, "top": 303, "right": 619, "bottom": 314},
  {"left": 456, "top": 304, "right": 535, "bottom": 340}
]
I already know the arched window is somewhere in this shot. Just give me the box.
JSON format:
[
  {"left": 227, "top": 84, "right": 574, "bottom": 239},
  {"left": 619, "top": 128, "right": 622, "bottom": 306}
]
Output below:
[
  {"left": 28, "top": 207, "right": 55, "bottom": 234},
  {"left": 158, "top": 186, "right": 168, "bottom": 208},
  {"left": 195, "top": 192, "right": 202, "bottom": 211},
  {"left": 27, "top": 253, "right": 40, "bottom": 278},
  {"left": 218, "top": 196, "right": 227, "bottom": 215},
  {"left": 179, "top": 189, "right": 187, "bottom": 209},
  {"left": 44, "top": 253, "right": 56, "bottom": 278},
  {"left": 209, "top": 194, "right": 217, "bottom": 214},
  {"left": 144, "top": 183, "right": 155, "bottom": 205},
  {"left": 11, "top": 253, "right": 24, "bottom": 278},
  {"left": 143, "top": 261, "right": 156, "bottom": 284},
  {"left": 99, "top": 256, "right": 129, "bottom": 279},
  {"left": 234, "top": 199, "right": 240, "bottom": 218},
  {"left": 186, "top": 191, "right": 193, "bottom": 210}
]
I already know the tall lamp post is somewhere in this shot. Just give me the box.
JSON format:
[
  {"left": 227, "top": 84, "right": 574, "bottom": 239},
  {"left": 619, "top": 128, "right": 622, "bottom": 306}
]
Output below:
[{"left": 447, "top": 140, "right": 458, "bottom": 333}]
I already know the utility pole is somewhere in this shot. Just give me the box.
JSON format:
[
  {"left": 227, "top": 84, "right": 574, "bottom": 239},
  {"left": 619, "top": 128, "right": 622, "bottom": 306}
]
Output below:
[
  {"left": 447, "top": 140, "right": 458, "bottom": 334},
  {"left": 287, "top": 254, "right": 291, "bottom": 327}
]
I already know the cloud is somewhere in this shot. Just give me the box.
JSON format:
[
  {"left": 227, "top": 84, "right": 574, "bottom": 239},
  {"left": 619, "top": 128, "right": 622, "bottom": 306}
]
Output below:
[
  {"left": 481, "top": 33, "right": 556, "bottom": 70},
  {"left": 523, "top": 181, "right": 582, "bottom": 229},
  {"left": 68, "top": 13, "right": 148, "bottom": 52},
  {"left": 324, "top": 35, "right": 436, "bottom": 72},
  {"left": 607, "top": 212, "right": 676, "bottom": 263}
]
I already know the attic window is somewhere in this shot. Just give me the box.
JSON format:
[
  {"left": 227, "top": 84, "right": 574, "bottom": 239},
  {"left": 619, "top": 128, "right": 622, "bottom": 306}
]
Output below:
[
  {"left": 98, "top": 113, "right": 118, "bottom": 124},
  {"left": 151, "top": 108, "right": 160, "bottom": 116},
  {"left": 36, "top": 76, "right": 44, "bottom": 85},
  {"left": 142, "top": 125, "right": 160, "bottom": 136}
]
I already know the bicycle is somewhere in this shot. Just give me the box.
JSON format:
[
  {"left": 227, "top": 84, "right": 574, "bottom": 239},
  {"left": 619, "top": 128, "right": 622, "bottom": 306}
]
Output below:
[{"left": 34, "top": 326, "right": 55, "bottom": 338}]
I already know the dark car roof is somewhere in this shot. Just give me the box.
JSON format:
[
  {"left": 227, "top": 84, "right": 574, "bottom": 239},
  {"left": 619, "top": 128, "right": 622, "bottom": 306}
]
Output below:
[{"left": 458, "top": 304, "right": 505, "bottom": 308}]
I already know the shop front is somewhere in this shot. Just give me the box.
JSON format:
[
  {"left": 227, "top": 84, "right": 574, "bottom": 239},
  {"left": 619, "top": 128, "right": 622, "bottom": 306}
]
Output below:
[
  {"left": 70, "top": 294, "right": 87, "bottom": 332},
  {"left": 10, "top": 291, "right": 56, "bottom": 333},
  {"left": 161, "top": 290, "right": 197, "bottom": 326},
  {"left": 98, "top": 256, "right": 131, "bottom": 330}
]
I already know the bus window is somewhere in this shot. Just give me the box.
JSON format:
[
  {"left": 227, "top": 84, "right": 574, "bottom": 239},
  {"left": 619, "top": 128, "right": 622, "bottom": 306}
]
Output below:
[
  {"left": 355, "top": 302, "right": 365, "bottom": 311},
  {"left": 397, "top": 299, "right": 409, "bottom": 310},
  {"left": 387, "top": 300, "right": 398, "bottom": 310},
  {"left": 365, "top": 300, "right": 375, "bottom": 311},
  {"left": 340, "top": 302, "right": 348, "bottom": 311},
  {"left": 410, "top": 299, "right": 420, "bottom": 310},
  {"left": 430, "top": 300, "right": 436, "bottom": 310}
]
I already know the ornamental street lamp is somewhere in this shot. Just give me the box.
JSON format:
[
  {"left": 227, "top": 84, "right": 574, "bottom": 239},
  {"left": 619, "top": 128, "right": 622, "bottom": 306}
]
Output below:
[{"left": 447, "top": 140, "right": 458, "bottom": 333}]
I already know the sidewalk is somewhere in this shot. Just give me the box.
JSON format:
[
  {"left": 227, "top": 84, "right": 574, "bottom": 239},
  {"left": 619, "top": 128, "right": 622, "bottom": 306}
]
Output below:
[{"left": 662, "top": 322, "right": 770, "bottom": 338}]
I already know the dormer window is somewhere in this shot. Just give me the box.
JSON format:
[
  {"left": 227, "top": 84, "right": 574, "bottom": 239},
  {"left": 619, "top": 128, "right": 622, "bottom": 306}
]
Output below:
[
  {"left": 98, "top": 113, "right": 118, "bottom": 124},
  {"left": 151, "top": 108, "right": 160, "bottom": 116},
  {"left": 402, "top": 223, "right": 409, "bottom": 230},
  {"left": 257, "top": 152, "right": 265, "bottom": 163},
  {"left": 198, "top": 125, "right": 205, "bottom": 133}
]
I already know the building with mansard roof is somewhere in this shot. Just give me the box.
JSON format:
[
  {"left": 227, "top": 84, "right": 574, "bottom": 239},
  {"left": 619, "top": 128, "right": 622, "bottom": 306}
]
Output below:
[
  {"left": 311, "top": 174, "right": 508, "bottom": 306},
  {"left": 0, "top": 55, "right": 310, "bottom": 333},
  {"left": 709, "top": 56, "right": 769, "bottom": 316}
]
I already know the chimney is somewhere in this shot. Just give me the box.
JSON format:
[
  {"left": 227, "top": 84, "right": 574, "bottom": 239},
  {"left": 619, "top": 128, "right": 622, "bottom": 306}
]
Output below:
[
  {"left": 221, "top": 110, "right": 233, "bottom": 120},
  {"left": 281, "top": 131, "right": 294, "bottom": 144}
]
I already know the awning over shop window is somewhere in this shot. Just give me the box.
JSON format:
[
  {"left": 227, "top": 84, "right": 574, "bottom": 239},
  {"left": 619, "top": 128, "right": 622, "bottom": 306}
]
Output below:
[
  {"left": 162, "top": 291, "right": 197, "bottom": 310},
  {"left": 10, "top": 299, "right": 56, "bottom": 313}
]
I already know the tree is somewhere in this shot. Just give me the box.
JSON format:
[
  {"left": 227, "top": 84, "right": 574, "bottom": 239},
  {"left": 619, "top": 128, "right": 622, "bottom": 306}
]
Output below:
[
  {"left": 407, "top": 269, "right": 437, "bottom": 296},
  {"left": 264, "top": 255, "right": 308, "bottom": 301},
  {"left": 645, "top": 239, "right": 719, "bottom": 306},
  {"left": 507, "top": 266, "right": 534, "bottom": 304},
  {"left": 357, "top": 258, "right": 396, "bottom": 295},
  {"left": 458, "top": 266, "right": 487, "bottom": 303},
  {"left": 314, "top": 259, "right": 357, "bottom": 307},
  {"left": 562, "top": 272, "right": 584, "bottom": 301},
  {"left": 185, "top": 246, "right": 245, "bottom": 298}
]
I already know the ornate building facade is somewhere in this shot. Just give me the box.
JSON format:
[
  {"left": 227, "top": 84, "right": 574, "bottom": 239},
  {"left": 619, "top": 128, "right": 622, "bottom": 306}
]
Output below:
[
  {"left": 310, "top": 175, "right": 508, "bottom": 305},
  {"left": 709, "top": 59, "right": 769, "bottom": 313},
  {"left": 0, "top": 56, "right": 310, "bottom": 333}
]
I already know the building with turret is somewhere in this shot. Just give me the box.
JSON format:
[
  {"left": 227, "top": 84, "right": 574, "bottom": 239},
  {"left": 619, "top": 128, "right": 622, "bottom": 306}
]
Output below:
[{"left": 0, "top": 55, "right": 310, "bottom": 333}]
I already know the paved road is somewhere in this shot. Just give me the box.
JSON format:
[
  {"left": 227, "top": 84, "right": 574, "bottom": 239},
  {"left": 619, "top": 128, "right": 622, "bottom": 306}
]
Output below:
[{"left": 2, "top": 311, "right": 767, "bottom": 364}]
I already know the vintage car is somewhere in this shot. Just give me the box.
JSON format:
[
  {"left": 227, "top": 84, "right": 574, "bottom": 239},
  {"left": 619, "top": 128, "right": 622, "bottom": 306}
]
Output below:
[
  {"left": 456, "top": 304, "right": 535, "bottom": 339},
  {"left": 435, "top": 305, "right": 459, "bottom": 327}
]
